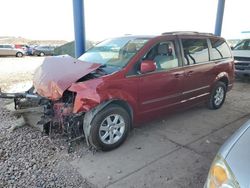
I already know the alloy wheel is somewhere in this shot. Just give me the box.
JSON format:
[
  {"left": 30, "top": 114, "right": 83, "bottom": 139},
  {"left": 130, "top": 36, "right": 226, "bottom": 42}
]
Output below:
[
  {"left": 99, "top": 114, "right": 125, "bottom": 145},
  {"left": 214, "top": 86, "right": 225, "bottom": 106}
]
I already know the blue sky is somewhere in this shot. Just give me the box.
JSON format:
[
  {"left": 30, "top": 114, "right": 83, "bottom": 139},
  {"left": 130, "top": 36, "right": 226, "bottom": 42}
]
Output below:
[{"left": 0, "top": 0, "right": 249, "bottom": 41}]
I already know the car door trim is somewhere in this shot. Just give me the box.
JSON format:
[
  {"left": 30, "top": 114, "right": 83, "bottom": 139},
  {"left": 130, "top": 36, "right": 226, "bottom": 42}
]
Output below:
[
  {"left": 180, "top": 92, "right": 210, "bottom": 103},
  {"left": 141, "top": 92, "right": 210, "bottom": 114},
  {"left": 182, "top": 85, "right": 210, "bottom": 95},
  {"left": 142, "top": 85, "right": 210, "bottom": 105},
  {"left": 142, "top": 93, "right": 182, "bottom": 105}
]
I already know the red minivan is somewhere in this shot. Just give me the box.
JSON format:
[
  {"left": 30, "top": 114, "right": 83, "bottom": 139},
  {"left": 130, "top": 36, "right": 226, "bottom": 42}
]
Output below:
[{"left": 1, "top": 32, "right": 234, "bottom": 151}]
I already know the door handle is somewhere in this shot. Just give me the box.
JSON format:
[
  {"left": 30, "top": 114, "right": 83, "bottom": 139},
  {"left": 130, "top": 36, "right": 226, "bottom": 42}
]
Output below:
[
  {"left": 186, "top": 71, "right": 194, "bottom": 76},
  {"left": 174, "top": 73, "right": 183, "bottom": 78}
]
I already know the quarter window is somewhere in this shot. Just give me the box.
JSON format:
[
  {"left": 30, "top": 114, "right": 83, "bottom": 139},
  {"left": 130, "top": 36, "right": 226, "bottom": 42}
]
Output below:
[
  {"left": 210, "top": 38, "right": 231, "bottom": 60},
  {"left": 181, "top": 39, "right": 209, "bottom": 65}
]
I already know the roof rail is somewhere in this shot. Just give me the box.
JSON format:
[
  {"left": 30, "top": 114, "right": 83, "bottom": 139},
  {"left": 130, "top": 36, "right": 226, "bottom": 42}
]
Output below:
[{"left": 162, "top": 31, "right": 214, "bottom": 36}]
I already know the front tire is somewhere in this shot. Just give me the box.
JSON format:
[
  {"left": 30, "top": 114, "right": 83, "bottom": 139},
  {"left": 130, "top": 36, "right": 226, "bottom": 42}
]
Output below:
[
  {"left": 89, "top": 104, "right": 130, "bottom": 151},
  {"left": 39, "top": 52, "right": 45, "bottom": 56},
  {"left": 208, "top": 81, "right": 226, "bottom": 109},
  {"left": 16, "top": 52, "right": 23, "bottom": 57}
]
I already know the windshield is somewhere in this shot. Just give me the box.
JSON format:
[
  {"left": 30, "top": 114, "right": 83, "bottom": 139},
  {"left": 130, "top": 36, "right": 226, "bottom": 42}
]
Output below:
[
  {"left": 79, "top": 37, "right": 149, "bottom": 68},
  {"left": 233, "top": 40, "right": 250, "bottom": 50}
]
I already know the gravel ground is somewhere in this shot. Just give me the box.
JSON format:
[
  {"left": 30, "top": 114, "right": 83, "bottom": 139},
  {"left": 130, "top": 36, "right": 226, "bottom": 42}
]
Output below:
[{"left": 0, "top": 57, "right": 94, "bottom": 188}]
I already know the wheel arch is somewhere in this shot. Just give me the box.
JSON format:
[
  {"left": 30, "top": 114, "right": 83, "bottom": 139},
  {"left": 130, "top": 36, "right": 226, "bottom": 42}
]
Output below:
[
  {"left": 16, "top": 51, "right": 23, "bottom": 57},
  {"left": 39, "top": 51, "right": 45, "bottom": 56},
  {"left": 91, "top": 99, "right": 134, "bottom": 126},
  {"left": 109, "top": 100, "right": 133, "bottom": 121},
  {"left": 214, "top": 72, "right": 229, "bottom": 90},
  {"left": 218, "top": 76, "right": 229, "bottom": 89}
]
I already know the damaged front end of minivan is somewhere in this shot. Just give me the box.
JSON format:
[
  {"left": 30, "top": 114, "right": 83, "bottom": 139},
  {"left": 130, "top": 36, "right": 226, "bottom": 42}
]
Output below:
[{"left": 0, "top": 55, "right": 111, "bottom": 149}]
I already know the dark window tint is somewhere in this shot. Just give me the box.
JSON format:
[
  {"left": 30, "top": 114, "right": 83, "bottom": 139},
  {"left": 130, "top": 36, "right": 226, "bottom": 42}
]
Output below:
[
  {"left": 210, "top": 38, "right": 231, "bottom": 60},
  {"left": 182, "top": 39, "right": 209, "bottom": 65},
  {"left": 0, "top": 45, "right": 3, "bottom": 48}
]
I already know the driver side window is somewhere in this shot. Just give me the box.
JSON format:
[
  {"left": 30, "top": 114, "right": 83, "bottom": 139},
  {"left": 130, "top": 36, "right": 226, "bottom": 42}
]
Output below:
[{"left": 143, "top": 41, "right": 179, "bottom": 71}]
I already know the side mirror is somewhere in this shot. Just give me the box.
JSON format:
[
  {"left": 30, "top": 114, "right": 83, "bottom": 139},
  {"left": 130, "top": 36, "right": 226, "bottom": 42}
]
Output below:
[{"left": 140, "top": 60, "right": 156, "bottom": 74}]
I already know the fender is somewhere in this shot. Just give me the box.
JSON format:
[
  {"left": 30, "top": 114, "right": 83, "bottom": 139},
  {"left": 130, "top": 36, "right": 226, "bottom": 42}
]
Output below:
[
  {"left": 68, "top": 79, "right": 138, "bottom": 116},
  {"left": 69, "top": 79, "right": 138, "bottom": 147}
]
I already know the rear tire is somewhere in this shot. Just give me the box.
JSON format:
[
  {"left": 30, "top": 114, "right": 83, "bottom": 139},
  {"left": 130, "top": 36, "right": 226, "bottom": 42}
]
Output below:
[
  {"left": 89, "top": 104, "right": 130, "bottom": 151},
  {"left": 207, "top": 81, "right": 226, "bottom": 109}
]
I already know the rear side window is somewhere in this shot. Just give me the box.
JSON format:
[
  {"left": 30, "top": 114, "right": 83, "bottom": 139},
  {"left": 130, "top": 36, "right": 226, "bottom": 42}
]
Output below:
[
  {"left": 210, "top": 38, "right": 231, "bottom": 60},
  {"left": 181, "top": 39, "right": 209, "bottom": 65}
]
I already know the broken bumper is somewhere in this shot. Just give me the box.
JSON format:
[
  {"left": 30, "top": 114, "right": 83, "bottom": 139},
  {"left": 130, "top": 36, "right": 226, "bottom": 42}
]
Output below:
[{"left": 0, "top": 88, "right": 86, "bottom": 150}]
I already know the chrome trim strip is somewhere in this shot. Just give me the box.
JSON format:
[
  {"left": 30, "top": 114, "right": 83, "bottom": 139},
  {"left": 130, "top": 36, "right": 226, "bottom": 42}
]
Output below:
[
  {"left": 142, "top": 85, "right": 210, "bottom": 105},
  {"left": 142, "top": 101, "right": 182, "bottom": 113},
  {"left": 142, "top": 93, "right": 182, "bottom": 105},
  {"left": 141, "top": 92, "right": 210, "bottom": 114},
  {"left": 180, "top": 92, "right": 210, "bottom": 103},
  {"left": 182, "top": 85, "right": 210, "bottom": 95}
]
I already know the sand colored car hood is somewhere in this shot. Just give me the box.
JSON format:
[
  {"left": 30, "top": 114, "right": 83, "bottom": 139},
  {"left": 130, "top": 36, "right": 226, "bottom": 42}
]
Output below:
[{"left": 33, "top": 55, "right": 101, "bottom": 100}]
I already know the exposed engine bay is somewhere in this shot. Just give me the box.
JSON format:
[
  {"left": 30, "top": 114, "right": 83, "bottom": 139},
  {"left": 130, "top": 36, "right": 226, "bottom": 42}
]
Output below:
[{"left": 0, "top": 55, "right": 113, "bottom": 151}]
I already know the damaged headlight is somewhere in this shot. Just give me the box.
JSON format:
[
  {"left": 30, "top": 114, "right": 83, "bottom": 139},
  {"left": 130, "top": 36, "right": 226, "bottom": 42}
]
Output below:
[{"left": 204, "top": 155, "right": 239, "bottom": 188}]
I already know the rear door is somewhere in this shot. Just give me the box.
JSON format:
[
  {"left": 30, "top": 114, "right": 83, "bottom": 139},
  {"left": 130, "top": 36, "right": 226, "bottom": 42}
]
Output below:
[{"left": 179, "top": 37, "right": 215, "bottom": 101}]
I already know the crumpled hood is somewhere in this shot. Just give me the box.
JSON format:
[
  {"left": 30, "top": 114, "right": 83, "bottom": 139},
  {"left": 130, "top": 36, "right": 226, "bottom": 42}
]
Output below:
[{"left": 33, "top": 55, "right": 101, "bottom": 100}]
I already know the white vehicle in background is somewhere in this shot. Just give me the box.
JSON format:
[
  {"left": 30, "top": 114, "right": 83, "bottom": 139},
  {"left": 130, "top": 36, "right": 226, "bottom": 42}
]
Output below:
[
  {"left": 0, "top": 44, "right": 25, "bottom": 57},
  {"left": 232, "top": 39, "right": 250, "bottom": 78},
  {"left": 232, "top": 39, "right": 250, "bottom": 61}
]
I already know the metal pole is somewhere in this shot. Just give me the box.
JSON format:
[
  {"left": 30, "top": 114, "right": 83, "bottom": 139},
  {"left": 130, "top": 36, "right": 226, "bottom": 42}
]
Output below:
[
  {"left": 214, "top": 0, "right": 225, "bottom": 36},
  {"left": 72, "top": 0, "right": 85, "bottom": 58}
]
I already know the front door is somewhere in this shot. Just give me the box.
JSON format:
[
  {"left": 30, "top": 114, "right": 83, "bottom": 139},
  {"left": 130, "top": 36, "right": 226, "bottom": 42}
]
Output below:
[{"left": 138, "top": 39, "right": 184, "bottom": 115}]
